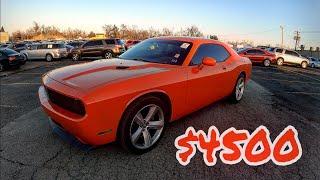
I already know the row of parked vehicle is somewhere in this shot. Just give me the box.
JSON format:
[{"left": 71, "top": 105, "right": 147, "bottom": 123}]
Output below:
[
  {"left": 237, "top": 47, "right": 320, "bottom": 69},
  {"left": 0, "top": 38, "right": 142, "bottom": 71}
]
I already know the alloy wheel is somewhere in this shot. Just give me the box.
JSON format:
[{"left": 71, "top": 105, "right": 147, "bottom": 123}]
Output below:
[
  {"left": 235, "top": 77, "right": 245, "bottom": 101},
  {"left": 105, "top": 52, "right": 112, "bottom": 59},
  {"left": 129, "top": 104, "right": 164, "bottom": 149},
  {"left": 264, "top": 59, "right": 270, "bottom": 67},
  {"left": 277, "top": 59, "right": 283, "bottom": 66}
]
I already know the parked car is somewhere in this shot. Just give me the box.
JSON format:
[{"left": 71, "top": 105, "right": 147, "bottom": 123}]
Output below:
[
  {"left": 67, "top": 41, "right": 84, "bottom": 48},
  {"left": 12, "top": 43, "right": 28, "bottom": 52},
  {"left": 71, "top": 39, "right": 126, "bottom": 61},
  {"left": 0, "top": 48, "right": 26, "bottom": 71},
  {"left": 238, "top": 48, "right": 276, "bottom": 67},
  {"left": 39, "top": 37, "right": 252, "bottom": 153},
  {"left": 125, "top": 40, "right": 141, "bottom": 49},
  {"left": 65, "top": 45, "right": 74, "bottom": 58},
  {"left": 20, "top": 43, "right": 68, "bottom": 61},
  {"left": 309, "top": 57, "right": 320, "bottom": 68},
  {"left": 268, "top": 48, "right": 309, "bottom": 68},
  {"left": 0, "top": 43, "right": 13, "bottom": 49}
]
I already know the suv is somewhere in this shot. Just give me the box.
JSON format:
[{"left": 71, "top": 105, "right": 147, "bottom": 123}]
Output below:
[
  {"left": 71, "top": 39, "right": 126, "bottom": 61},
  {"left": 20, "top": 43, "right": 68, "bottom": 61},
  {"left": 268, "top": 48, "right": 309, "bottom": 68}
]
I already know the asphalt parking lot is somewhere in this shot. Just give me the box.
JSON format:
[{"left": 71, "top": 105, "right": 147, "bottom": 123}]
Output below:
[{"left": 0, "top": 60, "right": 319, "bottom": 179}]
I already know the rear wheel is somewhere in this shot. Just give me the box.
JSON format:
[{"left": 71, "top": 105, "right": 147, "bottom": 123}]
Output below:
[
  {"left": 230, "top": 74, "right": 246, "bottom": 103},
  {"left": 277, "top": 58, "right": 284, "bottom": 66},
  {"left": 72, "top": 53, "right": 81, "bottom": 61},
  {"left": 46, "top": 54, "right": 53, "bottom": 62},
  {"left": 301, "top": 61, "right": 307, "bottom": 69},
  {"left": 118, "top": 96, "right": 167, "bottom": 154},
  {"left": 263, "top": 59, "right": 271, "bottom": 67}
]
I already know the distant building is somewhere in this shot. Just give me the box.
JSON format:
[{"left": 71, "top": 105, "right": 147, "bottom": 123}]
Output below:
[{"left": 0, "top": 26, "right": 9, "bottom": 43}]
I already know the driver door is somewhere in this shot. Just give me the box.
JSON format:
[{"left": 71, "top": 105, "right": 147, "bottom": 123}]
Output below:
[{"left": 186, "top": 44, "right": 232, "bottom": 112}]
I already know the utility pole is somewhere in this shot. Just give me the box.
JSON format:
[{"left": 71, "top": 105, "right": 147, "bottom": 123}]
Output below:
[
  {"left": 280, "top": 25, "right": 284, "bottom": 48},
  {"left": 294, "top": 30, "right": 301, "bottom": 50}
]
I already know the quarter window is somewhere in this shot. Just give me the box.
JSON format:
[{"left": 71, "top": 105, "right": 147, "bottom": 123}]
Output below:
[{"left": 190, "top": 44, "right": 230, "bottom": 65}]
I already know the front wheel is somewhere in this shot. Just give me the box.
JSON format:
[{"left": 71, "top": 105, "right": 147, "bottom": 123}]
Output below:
[
  {"left": 0, "top": 64, "right": 4, "bottom": 72},
  {"left": 118, "top": 96, "right": 167, "bottom": 154},
  {"left": 311, "top": 63, "right": 315, "bottom": 68},
  {"left": 301, "top": 61, "right": 308, "bottom": 69},
  {"left": 230, "top": 74, "right": 246, "bottom": 103},
  {"left": 104, "top": 51, "right": 113, "bottom": 59},
  {"left": 46, "top": 54, "right": 53, "bottom": 62}
]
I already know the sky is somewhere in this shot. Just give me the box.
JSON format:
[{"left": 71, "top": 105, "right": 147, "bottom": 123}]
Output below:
[{"left": 1, "top": 0, "right": 319, "bottom": 48}]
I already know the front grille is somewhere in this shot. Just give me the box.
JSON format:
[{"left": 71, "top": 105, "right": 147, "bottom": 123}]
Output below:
[{"left": 46, "top": 88, "right": 85, "bottom": 116}]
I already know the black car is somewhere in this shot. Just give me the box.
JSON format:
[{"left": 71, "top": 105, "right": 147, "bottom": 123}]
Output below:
[
  {"left": 12, "top": 43, "right": 28, "bottom": 52},
  {"left": 71, "top": 39, "right": 126, "bottom": 61},
  {"left": 0, "top": 48, "right": 27, "bottom": 71}
]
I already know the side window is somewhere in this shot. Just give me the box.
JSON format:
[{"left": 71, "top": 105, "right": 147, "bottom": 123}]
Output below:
[
  {"left": 285, "top": 50, "right": 299, "bottom": 57},
  {"left": 83, "top": 41, "right": 95, "bottom": 47},
  {"left": 38, "top": 44, "right": 47, "bottom": 49},
  {"left": 276, "top": 48, "right": 283, "bottom": 53},
  {"left": 246, "top": 49, "right": 256, "bottom": 54},
  {"left": 190, "top": 44, "right": 230, "bottom": 65},
  {"left": 105, "top": 39, "right": 115, "bottom": 45},
  {"left": 256, "top": 50, "right": 265, "bottom": 55}
]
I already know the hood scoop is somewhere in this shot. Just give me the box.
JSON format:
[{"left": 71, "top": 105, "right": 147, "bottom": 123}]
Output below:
[{"left": 115, "top": 66, "right": 130, "bottom": 70}]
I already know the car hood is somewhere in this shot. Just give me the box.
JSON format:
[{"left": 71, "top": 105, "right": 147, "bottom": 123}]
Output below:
[{"left": 46, "top": 58, "right": 175, "bottom": 91}]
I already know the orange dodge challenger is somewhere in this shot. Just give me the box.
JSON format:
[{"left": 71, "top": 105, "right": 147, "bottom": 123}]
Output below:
[{"left": 39, "top": 37, "right": 251, "bottom": 153}]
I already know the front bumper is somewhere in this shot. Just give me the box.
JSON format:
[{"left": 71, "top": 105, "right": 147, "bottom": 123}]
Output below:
[
  {"left": 39, "top": 85, "right": 116, "bottom": 146},
  {"left": 48, "top": 118, "right": 93, "bottom": 151}
]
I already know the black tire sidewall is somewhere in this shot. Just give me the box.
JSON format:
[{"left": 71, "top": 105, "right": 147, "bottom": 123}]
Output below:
[
  {"left": 118, "top": 96, "right": 168, "bottom": 154},
  {"left": 230, "top": 74, "right": 246, "bottom": 103}
]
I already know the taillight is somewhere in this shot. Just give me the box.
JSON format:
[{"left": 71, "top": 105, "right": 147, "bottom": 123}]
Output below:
[{"left": 9, "top": 56, "right": 16, "bottom": 61}]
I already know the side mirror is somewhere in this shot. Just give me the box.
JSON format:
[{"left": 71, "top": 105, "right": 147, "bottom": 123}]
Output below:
[{"left": 202, "top": 57, "right": 217, "bottom": 66}]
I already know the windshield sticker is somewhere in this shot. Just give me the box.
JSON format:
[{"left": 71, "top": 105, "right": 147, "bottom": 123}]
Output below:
[
  {"left": 180, "top": 43, "right": 190, "bottom": 49},
  {"left": 174, "top": 54, "right": 180, "bottom": 59}
]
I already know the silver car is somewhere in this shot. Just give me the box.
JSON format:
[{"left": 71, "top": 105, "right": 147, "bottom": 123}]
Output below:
[
  {"left": 309, "top": 57, "right": 320, "bottom": 68},
  {"left": 20, "top": 43, "right": 67, "bottom": 61},
  {"left": 268, "top": 48, "right": 309, "bottom": 68}
]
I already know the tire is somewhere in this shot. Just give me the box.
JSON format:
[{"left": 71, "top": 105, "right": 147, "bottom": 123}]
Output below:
[
  {"left": 301, "top": 61, "right": 308, "bottom": 69},
  {"left": 277, "top": 58, "right": 284, "bottom": 66},
  {"left": 72, "top": 53, "right": 81, "bottom": 61},
  {"left": 104, "top": 51, "right": 113, "bottom": 59},
  {"left": 46, "top": 54, "right": 53, "bottom": 62},
  {"left": 229, "top": 74, "right": 246, "bottom": 103},
  {"left": 118, "top": 96, "right": 167, "bottom": 154},
  {"left": 263, "top": 59, "right": 271, "bottom": 67},
  {"left": 311, "top": 63, "right": 315, "bottom": 68},
  {"left": 0, "top": 63, "right": 4, "bottom": 72}
]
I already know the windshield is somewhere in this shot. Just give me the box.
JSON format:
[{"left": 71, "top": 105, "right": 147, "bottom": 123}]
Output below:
[{"left": 119, "top": 39, "right": 193, "bottom": 65}]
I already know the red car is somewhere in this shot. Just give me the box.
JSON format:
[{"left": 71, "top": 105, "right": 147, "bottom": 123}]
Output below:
[
  {"left": 39, "top": 37, "right": 252, "bottom": 154},
  {"left": 238, "top": 48, "right": 276, "bottom": 67},
  {"left": 125, "top": 40, "right": 141, "bottom": 49}
]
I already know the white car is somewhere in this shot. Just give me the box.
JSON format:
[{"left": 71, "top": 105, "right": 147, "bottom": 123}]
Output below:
[
  {"left": 309, "top": 57, "right": 320, "bottom": 68},
  {"left": 20, "top": 43, "right": 68, "bottom": 62},
  {"left": 268, "top": 48, "right": 309, "bottom": 68}
]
